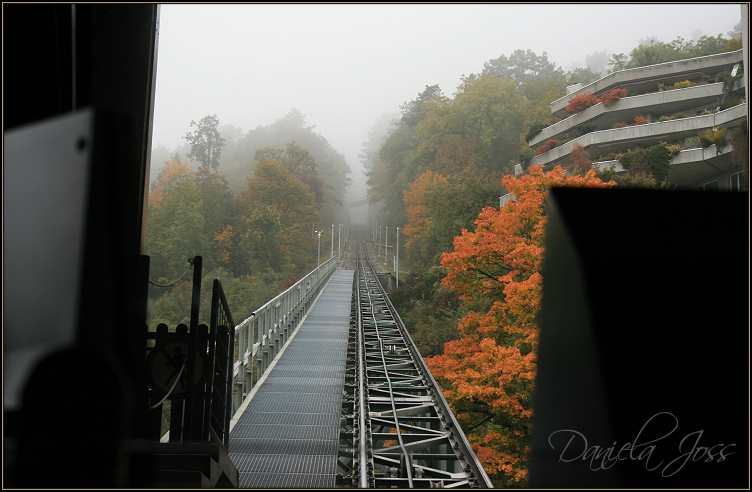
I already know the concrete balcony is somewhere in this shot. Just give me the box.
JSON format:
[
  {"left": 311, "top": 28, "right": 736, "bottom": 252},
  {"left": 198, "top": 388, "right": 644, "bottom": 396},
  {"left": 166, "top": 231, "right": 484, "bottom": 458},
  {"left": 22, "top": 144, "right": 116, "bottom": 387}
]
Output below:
[
  {"left": 550, "top": 49, "right": 744, "bottom": 117},
  {"left": 528, "top": 102, "right": 747, "bottom": 169},
  {"left": 530, "top": 82, "right": 730, "bottom": 147},
  {"left": 665, "top": 143, "right": 737, "bottom": 188},
  {"left": 588, "top": 144, "right": 737, "bottom": 186},
  {"left": 518, "top": 143, "right": 738, "bottom": 190}
]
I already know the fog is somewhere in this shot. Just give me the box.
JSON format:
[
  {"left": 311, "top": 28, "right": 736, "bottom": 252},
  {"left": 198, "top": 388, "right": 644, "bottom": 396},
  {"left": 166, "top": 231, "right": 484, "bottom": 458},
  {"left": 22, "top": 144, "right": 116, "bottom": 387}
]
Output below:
[{"left": 150, "top": 3, "right": 743, "bottom": 204}]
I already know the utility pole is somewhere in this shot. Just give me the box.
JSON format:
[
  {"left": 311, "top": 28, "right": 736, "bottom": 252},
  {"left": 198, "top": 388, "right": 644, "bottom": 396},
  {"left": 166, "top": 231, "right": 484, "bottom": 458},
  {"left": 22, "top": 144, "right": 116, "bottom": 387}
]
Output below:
[{"left": 396, "top": 227, "right": 399, "bottom": 287}]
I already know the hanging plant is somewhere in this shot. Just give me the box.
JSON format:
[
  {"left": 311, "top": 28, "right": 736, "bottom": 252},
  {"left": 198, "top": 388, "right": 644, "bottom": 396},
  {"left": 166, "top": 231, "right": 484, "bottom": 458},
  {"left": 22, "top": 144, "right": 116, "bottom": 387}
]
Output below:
[
  {"left": 534, "top": 139, "right": 560, "bottom": 156},
  {"left": 566, "top": 92, "right": 601, "bottom": 113},
  {"left": 525, "top": 123, "right": 549, "bottom": 143},
  {"left": 577, "top": 123, "right": 599, "bottom": 135},
  {"left": 600, "top": 88, "right": 628, "bottom": 106}
]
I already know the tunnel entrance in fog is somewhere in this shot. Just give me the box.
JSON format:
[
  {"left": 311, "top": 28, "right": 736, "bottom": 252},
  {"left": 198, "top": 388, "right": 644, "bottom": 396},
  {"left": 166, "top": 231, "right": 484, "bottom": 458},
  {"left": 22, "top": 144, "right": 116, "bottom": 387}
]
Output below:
[{"left": 346, "top": 198, "right": 369, "bottom": 224}]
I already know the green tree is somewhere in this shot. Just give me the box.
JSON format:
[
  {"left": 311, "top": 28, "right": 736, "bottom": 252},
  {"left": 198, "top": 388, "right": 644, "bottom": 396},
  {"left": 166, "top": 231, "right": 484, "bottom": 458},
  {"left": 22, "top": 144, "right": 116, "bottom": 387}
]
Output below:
[
  {"left": 240, "top": 204, "right": 286, "bottom": 272},
  {"left": 399, "top": 84, "right": 442, "bottom": 127},
  {"left": 609, "top": 34, "right": 732, "bottom": 73},
  {"left": 415, "top": 74, "right": 529, "bottom": 175},
  {"left": 689, "top": 34, "right": 731, "bottom": 57},
  {"left": 253, "top": 142, "right": 325, "bottom": 206},
  {"left": 482, "top": 49, "right": 563, "bottom": 98},
  {"left": 230, "top": 109, "right": 351, "bottom": 226},
  {"left": 235, "top": 159, "right": 318, "bottom": 276},
  {"left": 183, "top": 114, "right": 226, "bottom": 173}
]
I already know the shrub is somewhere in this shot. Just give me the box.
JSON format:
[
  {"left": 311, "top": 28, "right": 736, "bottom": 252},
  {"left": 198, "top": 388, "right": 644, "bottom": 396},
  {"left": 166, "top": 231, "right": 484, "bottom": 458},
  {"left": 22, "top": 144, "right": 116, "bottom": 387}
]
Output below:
[
  {"left": 597, "top": 152, "right": 623, "bottom": 162},
  {"left": 618, "top": 142, "right": 679, "bottom": 183},
  {"left": 577, "top": 123, "right": 599, "bottom": 135},
  {"left": 566, "top": 92, "right": 601, "bottom": 113},
  {"left": 611, "top": 121, "right": 628, "bottom": 129},
  {"left": 656, "top": 112, "right": 686, "bottom": 122},
  {"left": 720, "top": 96, "right": 741, "bottom": 110},
  {"left": 534, "top": 139, "right": 560, "bottom": 156},
  {"left": 525, "top": 123, "right": 549, "bottom": 143},
  {"left": 601, "top": 172, "right": 670, "bottom": 189},
  {"left": 646, "top": 142, "right": 680, "bottom": 182},
  {"left": 698, "top": 127, "right": 727, "bottom": 150},
  {"left": 567, "top": 144, "right": 593, "bottom": 172},
  {"left": 672, "top": 80, "right": 694, "bottom": 89},
  {"left": 601, "top": 88, "right": 628, "bottom": 106},
  {"left": 620, "top": 147, "right": 649, "bottom": 173},
  {"left": 518, "top": 148, "right": 534, "bottom": 166},
  {"left": 715, "top": 71, "right": 728, "bottom": 83},
  {"left": 664, "top": 143, "right": 682, "bottom": 155},
  {"left": 633, "top": 115, "right": 648, "bottom": 125},
  {"left": 684, "top": 136, "right": 702, "bottom": 149}
]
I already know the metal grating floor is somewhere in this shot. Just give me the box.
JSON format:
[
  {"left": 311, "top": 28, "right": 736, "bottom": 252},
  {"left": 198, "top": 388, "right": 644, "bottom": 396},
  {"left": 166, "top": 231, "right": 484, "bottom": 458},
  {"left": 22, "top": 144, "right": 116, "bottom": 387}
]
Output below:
[{"left": 229, "top": 270, "right": 354, "bottom": 488}]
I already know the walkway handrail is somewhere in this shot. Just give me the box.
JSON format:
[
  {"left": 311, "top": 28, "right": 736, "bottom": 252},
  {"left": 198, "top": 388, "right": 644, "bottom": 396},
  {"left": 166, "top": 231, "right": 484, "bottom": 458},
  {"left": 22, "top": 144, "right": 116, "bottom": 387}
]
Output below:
[{"left": 230, "top": 258, "right": 338, "bottom": 416}]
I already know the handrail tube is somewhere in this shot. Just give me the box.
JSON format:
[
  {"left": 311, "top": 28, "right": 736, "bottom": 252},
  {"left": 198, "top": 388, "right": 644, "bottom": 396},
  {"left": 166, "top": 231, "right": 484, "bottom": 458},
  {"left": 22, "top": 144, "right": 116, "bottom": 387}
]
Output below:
[{"left": 230, "top": 257, "right": 337, "bottom": 416}]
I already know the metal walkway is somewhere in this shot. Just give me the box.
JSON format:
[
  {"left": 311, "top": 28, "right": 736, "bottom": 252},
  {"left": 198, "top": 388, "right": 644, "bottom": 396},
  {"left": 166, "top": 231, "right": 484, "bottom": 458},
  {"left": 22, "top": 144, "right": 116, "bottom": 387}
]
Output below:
[{"left": 228, "top": 270, "right": 354, "bottom": 488}]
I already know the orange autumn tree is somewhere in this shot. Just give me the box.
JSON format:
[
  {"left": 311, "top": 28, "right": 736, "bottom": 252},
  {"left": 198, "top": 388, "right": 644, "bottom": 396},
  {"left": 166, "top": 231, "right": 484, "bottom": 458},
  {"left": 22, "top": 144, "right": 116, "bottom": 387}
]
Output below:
[
  {"left": 426, "top": 165, "right": 615, "bottom": 487},
  {"left": 401, "top": 170, "right": 449, "bottom": 251}
]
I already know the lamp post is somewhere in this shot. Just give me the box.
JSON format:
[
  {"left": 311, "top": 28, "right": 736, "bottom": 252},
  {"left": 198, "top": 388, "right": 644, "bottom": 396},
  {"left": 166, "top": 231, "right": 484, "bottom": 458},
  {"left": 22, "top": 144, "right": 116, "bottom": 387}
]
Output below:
[
  {"left": 385, "top": 226, "right": 388, "bottom": 265},
  {"left": 315, "top": 230, "right": 322, "bottom": 273},
  {"left": 379, "top": 225, "right": 382, "bottom": 257},
  {"left": 396, "top": 227, "right": 399, "bottom": 287},
  {"left": 331, "top": 224, "right": 334, "bottom": 259}
]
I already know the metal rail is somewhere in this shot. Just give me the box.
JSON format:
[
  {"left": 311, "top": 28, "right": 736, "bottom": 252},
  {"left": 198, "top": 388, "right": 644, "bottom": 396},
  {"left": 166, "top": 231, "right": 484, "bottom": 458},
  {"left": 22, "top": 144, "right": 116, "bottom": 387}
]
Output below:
[{"left": 345, "top": 230, "right": 493, "bottom": 488}]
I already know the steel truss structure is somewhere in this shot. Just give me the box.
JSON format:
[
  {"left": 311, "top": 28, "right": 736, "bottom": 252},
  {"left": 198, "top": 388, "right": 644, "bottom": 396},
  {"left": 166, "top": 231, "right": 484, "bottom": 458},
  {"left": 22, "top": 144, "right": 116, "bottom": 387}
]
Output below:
[{"left": 338, "top": 237, "right": 492, "bottom": 488}]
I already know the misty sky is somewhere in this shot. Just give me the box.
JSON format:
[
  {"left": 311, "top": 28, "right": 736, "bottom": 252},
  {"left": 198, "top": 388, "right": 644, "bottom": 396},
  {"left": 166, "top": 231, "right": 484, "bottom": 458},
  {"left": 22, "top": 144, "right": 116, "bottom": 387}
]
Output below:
[{"left": 151, "top": 3, "right": 743, "bottom": 200}]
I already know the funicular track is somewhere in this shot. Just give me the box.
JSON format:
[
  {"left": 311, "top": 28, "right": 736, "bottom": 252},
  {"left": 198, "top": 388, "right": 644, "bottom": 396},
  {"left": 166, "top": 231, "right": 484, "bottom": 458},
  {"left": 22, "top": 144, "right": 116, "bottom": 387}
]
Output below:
[{"left": 339, "top": 231, "right": 492, "bottom": 488}]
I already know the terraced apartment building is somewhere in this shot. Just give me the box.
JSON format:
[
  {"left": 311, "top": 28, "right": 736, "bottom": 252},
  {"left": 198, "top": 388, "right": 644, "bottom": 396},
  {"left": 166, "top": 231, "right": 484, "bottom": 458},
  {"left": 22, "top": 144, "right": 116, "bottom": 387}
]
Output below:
[{"left": 520, "top": 47, "right": 748, "bottom": 192}]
